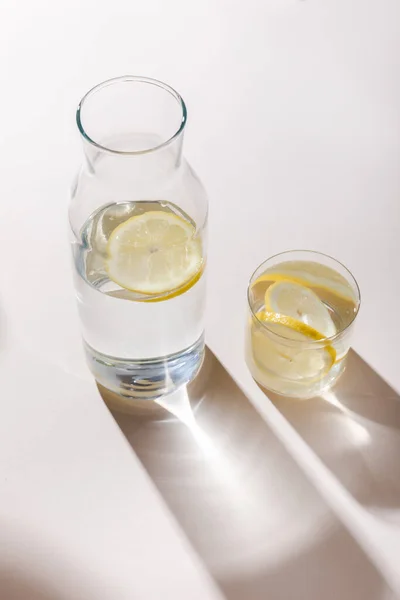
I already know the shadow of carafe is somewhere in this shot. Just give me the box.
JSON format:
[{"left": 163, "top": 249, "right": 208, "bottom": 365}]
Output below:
[
  {"left": 0, "top": 568, "right": 66, "bottom": 600},
  {"left": 267, "top": 349, "right": 400, "bottom": 521},
  {"left": 101, "top": 348, "right": 395, "bottom": 600}
]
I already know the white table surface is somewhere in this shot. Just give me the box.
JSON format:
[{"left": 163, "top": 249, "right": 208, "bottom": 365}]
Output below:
[{"left": 1, "top": 0, "right": 400, "bottom": 598}]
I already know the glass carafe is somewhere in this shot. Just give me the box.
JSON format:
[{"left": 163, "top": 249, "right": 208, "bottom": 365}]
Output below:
[{"left": 69, "top": 76, "right": 208, "bottom": 400}]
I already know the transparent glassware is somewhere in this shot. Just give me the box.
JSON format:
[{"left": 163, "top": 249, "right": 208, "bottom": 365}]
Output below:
[
  {"left": 69, "top": 76, "right": 208, "bottom": 399},
  {"left": 245, "top": 250, "right": 360, "bottom": 399}
]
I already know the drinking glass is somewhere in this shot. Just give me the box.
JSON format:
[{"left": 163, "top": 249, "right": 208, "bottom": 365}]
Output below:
[
  {"left": 245, "top": 250, "right": 360, "bottom": 398},
  {"left": 69, "top": 76, "right": 208, "bottom": 399}
]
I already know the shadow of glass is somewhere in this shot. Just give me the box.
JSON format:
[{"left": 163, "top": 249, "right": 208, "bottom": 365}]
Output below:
[
  {"left": 266, "top": 349, "right": 400, "bottom": 520},
  {"left": 101, "top": 348, "right": 394, "bottom": 600}
]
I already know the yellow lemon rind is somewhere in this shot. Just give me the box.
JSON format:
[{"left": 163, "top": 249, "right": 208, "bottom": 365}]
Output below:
[{"left": 255, "top": 310, "right": 337, "bottom": 365}]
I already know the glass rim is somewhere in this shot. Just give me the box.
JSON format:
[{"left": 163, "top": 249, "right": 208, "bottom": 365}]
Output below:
[
  {"left": 247, "top": 249, "right": 361, "bottom": 345},
  {"left": 76, "top": 75, "right": 187, "bottom": 156}
]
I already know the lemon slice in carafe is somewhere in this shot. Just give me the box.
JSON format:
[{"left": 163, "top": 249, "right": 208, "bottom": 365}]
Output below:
[{"left": 105, "top": 211, "right": 203, "bottom": 295}]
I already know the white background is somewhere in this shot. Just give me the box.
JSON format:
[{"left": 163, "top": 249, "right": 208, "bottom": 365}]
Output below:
[{"left": 1, "top": 0, "right": 400, "bottom": 598}]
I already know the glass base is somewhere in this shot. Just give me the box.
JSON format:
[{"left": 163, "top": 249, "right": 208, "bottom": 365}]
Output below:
[
  {"left": 248, "top": 355, "right": 347, "bottom": 400},
  {"left": 84, "top": 334, "right": 205, "bottom": 401}
]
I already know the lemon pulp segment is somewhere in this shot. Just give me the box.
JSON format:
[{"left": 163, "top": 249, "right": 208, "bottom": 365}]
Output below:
[{"left": 105, "top": 210, "right": 203, "bottom": 295}]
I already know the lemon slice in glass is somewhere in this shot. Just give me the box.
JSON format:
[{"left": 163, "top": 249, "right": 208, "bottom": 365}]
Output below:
[
  {"left": 253, "top": 262, "right": 356, "bottom": 303},
  {"left": 252, "top": 311, "right": 336, "bottom": 381},
  {"left": 105, "top": 211, "right": 202, "bottom": 295},
  {"left": 265, "top": 281, "right": 337, "bottom": 338}
]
